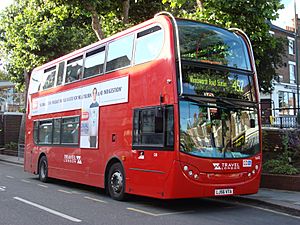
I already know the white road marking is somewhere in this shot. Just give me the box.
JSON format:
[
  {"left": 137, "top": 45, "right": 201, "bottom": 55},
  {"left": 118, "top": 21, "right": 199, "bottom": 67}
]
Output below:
[
  {"left": 84, "top": 196, "right": 107, "bottom": 204},
  {"left": 0, "top": 161, "right": 23, "bottom": 167},
  {"left": 6, "top": 175, "right": 14, "bottom": 179},
  {"left": 38, "top": 184, "right": 48, "bottom": 188},
  {"left": 21, "top": 179, "right": 31, "bottom": 183},
  {"left": 127, "top": 207, "right": 194, "bottom": 217},
  {"left": 13, "top": 197, "right": 82, "bottom": 223},
  {"left": 243, "top": 203, "right": 300, "bottom": 220},
  {"left": 0, "top": 186, "right": 6, "bottom": 191},
  {"left": 58, "top": 189, "right": 73, "bottom": 194}
]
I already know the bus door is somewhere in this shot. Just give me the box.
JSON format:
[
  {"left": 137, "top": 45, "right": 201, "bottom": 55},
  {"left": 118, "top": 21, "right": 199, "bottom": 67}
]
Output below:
[{"left": 130, "top": 105, "right": 174, "bottom": 197}]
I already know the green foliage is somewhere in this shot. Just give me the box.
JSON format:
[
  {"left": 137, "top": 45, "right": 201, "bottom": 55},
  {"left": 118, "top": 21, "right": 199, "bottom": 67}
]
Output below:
[
  {"left": 0, "top": 70, "right": 9, "bottom": 80},
  {"left": 101, "top": 11, "right": 133, "bottom": 37},
  {"left": 0, "top": 0, "right": 96, "bottom": 90},
  {"left": 263, "top": 133, "right": 299, "bottom": 175},
  {"left": 0, "top": 0, "right": 286, "bottom": 93},
  {"left": 162, "top": 0, "right": 286, "bottom": 93},
  {"left": 4, "top": 141, "right": 18, "bottom": 150},
  {"left": 263, "top": 158, "right": 299, "bottom": 175}
]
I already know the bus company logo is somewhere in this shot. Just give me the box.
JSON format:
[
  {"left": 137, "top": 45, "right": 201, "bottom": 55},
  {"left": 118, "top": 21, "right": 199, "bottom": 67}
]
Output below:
[
  {"left": 213, "top": 163, "right": 221, "bottom": 170},
  {"left": 213, "top": 162, "right": 240, "bottom": 170},
  {"left": 243, "top": 159, "right": 252, "bottom": 168},
  {"left": 81, "top": 111, "right": 89, "bottom": 120},
  {"left": 64, "top": 154, "right": 82, "bottom": 164}
]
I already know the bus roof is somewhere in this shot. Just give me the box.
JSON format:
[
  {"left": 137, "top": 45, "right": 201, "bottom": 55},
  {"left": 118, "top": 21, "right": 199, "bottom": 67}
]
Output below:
[{"left": 32, "top": 14, "right": 171, "bottom": 73}]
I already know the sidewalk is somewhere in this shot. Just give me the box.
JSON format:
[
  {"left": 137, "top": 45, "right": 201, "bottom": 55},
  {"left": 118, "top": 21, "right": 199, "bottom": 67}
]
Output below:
[
  {"left": 0, "top": 154, "right": 299, "bottom": 216},
  {"left": 234, "top": 188, "right": 300, "bottom": 216},
  {"left": 0, "top": 153, "right": 24, "bottom": 165}
]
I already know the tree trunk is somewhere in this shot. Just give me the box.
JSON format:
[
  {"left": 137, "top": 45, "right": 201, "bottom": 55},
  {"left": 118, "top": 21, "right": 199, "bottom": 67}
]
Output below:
[
  {"left": 122, "top": 0, "right": 130, "bottom": 24},
  {"left": 196, "top": 0, "right": 204, "bottom": 11},
  {"left": 84, "top": 2, "right": 104, "bottom": 40},
  {"left": 18, "top": 69, "right": 30, "bottom": 157}
]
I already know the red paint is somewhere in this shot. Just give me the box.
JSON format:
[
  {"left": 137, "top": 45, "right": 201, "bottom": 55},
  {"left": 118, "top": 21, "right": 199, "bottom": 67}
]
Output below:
[{"left": 24, "top": 14, "right": 261, "bottom": 199}]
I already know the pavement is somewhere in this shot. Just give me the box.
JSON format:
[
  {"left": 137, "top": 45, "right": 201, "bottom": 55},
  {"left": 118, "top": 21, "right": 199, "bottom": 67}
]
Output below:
[{"left": 1, "top": 154, "right": 299, "bottom": 216}]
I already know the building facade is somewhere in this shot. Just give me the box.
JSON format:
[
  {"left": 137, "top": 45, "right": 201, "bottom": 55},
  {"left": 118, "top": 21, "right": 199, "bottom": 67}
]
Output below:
[
  {"left": 260, "top": 16, "right": 300, "bottom": 126},
  {"left": 0, "top": 81, "right": 24, "bottom": 112}
]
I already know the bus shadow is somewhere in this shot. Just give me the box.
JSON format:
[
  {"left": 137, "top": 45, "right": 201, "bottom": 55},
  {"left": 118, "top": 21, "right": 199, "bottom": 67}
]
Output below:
[
  {"left": 30, "top": 176, "right": 239, "bottom": 213},
  {"left": 125, "top": 195, "right": 238, "bottom": 214}
]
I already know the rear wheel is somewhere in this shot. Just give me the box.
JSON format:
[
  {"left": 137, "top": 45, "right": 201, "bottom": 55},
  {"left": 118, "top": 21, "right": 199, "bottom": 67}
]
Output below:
[
  {"left": 39, "top": 156, "right": 48, "bottom": 183},
  {"left": 107, "top": 163, "right": 126, "bottom": 201}
]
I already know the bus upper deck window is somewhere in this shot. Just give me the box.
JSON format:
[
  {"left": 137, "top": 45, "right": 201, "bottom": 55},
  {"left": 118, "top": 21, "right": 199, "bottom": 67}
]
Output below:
[
  {"left": 56, "top": 61, "right": 65, "bottom": 86},
  {"left": 135, "top": 26, "right": 164, "bottom": 65},
  {"left": 42, "top": 66, "right": 56, "bottom": 90},
  {"left": 84, "top": 46, "right": 105, "bottom": 78},
  {"left": 106, "top": 34, "right": 134, "bottom": 73},
  {"left": 65, "top": 56, "right": 83, "bottom": 84}
]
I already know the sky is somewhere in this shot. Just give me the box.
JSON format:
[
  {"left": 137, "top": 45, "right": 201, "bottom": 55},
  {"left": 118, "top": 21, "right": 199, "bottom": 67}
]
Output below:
[
  {"left": 0, "top": 0, "right": 13, "bottom": 11},
  {"left": 0, "top": 0, "right": 299, "bottom": 27},
  {"left": 273, "top": 0, "right": 300, "bottom": 28}
]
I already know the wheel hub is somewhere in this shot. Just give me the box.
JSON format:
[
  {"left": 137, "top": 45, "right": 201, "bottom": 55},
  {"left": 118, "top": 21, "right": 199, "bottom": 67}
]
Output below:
[{"left": 110, "top": 171, "right": 123, "bottom": 193}]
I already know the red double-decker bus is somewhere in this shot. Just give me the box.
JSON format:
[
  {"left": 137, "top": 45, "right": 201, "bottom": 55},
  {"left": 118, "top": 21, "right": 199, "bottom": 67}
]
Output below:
[{"left": 25, "top": 12, "right": 262, "bottom": 200}]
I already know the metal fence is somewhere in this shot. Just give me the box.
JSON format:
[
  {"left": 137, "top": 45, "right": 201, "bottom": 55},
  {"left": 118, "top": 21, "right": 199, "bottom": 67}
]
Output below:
[{"left": 261, "top": 107, "right": 300, "bottom": 129}]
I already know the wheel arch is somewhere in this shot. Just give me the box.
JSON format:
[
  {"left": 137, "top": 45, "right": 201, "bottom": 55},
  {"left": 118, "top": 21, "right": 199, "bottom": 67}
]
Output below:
[
  {"left": 104, "top": 157, "right": 124, "bottom": 191},
  {"left": 37, "top": 152, "right": 47, "bottom": 175}
]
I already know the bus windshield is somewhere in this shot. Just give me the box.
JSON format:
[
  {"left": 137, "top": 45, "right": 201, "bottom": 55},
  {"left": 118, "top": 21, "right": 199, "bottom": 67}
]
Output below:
[
  {"left": 176, "top": 19, "right": 251, "bottom": 71},
  {"left": 180, "top": 100, "right": 259, "bottom": 159}
]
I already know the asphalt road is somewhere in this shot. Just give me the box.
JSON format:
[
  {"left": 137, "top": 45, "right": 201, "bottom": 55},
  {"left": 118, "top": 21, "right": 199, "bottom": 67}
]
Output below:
[{"left": 0, "top": 160, "right": 299, "bottom": 225}]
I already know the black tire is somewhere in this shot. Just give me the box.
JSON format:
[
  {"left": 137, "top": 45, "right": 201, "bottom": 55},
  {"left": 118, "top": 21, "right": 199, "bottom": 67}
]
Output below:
[
  {"left": 107, "top": 163, "right": 126, "bottom": 201},
  {"left": 38, "top": 156, "right": 48, "bottom": 183}
]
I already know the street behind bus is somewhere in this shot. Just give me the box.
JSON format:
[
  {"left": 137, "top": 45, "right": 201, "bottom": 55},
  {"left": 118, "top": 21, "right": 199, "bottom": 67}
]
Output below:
[{"left": 0, "top": 160, "right": 299, "bottom": 225}]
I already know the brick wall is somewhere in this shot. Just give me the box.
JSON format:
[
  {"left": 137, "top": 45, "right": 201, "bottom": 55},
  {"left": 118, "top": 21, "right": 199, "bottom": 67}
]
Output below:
[{"left": 0, "top": 113, "right": 23, "bottom": 147}]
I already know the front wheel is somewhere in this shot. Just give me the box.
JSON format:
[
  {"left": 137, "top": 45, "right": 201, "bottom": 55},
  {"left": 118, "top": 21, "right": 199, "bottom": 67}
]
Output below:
[
  {"left": 38, "top": 156, "right": 48, "bottom": 183},
  {"left": 107, "top": 163, "right": 126, "bottom": 201}
]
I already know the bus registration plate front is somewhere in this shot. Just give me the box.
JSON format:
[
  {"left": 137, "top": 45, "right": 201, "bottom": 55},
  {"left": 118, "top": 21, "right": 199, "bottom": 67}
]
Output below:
[{"left": 214, "top": 188, "right": 233, "bottom": 196}]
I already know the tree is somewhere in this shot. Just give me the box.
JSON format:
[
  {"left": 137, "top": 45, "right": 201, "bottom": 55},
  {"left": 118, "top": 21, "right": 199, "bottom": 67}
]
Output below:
[
  {"left": 0, "top": 0, "right": 96, "bottom": 90},
  {"left": 162, "top": 0, "right": 285, "bottom": 93},
  {"left": 0, "top": 70, "right": 9, "bottom": 81},
  {"left": 48, "top": 0, "right": 134, "bottom": 40}
]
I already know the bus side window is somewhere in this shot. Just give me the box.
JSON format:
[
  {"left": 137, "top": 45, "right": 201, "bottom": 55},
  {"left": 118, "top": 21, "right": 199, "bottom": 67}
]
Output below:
[
  {"left": 61, "top": 116, "right": 79, "bottom": 145},
  {"left": 135, "top": 26, "right": 164, "bottom": 65},
  {"left": 84, "top": 46, "right": 105, "bottom": 78},
  {"left": 56, "top": 61, "right": 65, "bottom": 86},
  {"left": 133, "top": 105, "right": 174, "bottom": 149},
  {"left": 53, "top": 118, "right": 61, "bottom": 144},
  {"left": 65, "top": 56, "right": 83, "bottom": 84},
  {"left": 33, "top": 121, "right": 39, "bottom": 144},
  {"left": 38, "top": 120, "right": 53, "bottom": 144},
  {"left": 106, "top": 34, "right": 134, "bottom": 72},
  {"left": 42, "top": 66, "right": 56, "bottom": 90}
]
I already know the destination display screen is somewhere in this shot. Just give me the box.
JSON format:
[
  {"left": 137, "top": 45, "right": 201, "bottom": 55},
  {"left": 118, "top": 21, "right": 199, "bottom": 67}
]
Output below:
[{"left": 181, "top": 65, "right": 255, "bottom": 101}]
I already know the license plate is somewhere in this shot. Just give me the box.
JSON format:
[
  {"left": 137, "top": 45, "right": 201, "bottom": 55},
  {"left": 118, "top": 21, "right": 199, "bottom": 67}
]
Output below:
[{"left": 214, "top": 188, "right": 233, "bottom": 196}]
